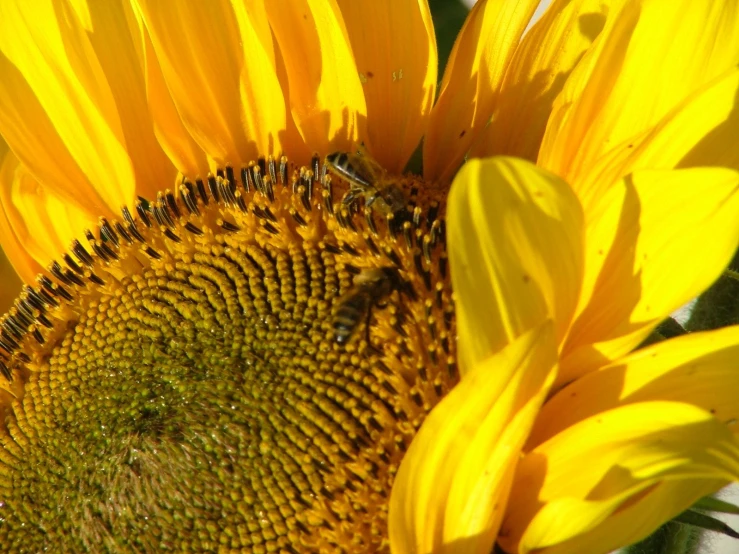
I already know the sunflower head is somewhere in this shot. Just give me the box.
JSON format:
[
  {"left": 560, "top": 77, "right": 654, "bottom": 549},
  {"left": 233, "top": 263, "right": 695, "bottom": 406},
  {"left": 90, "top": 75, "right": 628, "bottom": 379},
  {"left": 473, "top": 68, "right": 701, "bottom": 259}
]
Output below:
[
  {"left": 0, "top": 153, "right": 456, "bottom": 551},
  {"left": 3, "top": 0, "right": 739, "bottom": 553}
]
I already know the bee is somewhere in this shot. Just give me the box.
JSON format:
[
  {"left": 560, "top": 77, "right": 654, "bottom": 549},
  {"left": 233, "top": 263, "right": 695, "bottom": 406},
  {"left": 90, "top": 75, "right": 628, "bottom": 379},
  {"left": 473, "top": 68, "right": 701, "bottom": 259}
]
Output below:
[
  {"left": 332, "top": 267, "right": 407, "bottom": 346},
  {"left": 325, "top": 149, "right": 406, "bottom": 215}
]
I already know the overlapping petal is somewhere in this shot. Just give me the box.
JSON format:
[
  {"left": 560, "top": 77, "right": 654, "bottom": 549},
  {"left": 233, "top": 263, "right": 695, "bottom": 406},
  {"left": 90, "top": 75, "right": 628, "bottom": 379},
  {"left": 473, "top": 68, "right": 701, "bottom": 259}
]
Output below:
[
  {"left": 133, "top": 22, "right": 209, "bottom": 178},
  {"left": 501, "top": 402, "right": 739, "bottom": 553},
  {"left": 530, "top": 325, "right": 739, "bottom": 446},
  {"left": 560, "top": 167, "right": 739, "bottom": 382},
  {"left": 576, "top": 69, "right": 739, "bottom": 200},
  {"left": 0, "top": 2, "right": 134, "bottom": 215},
  {"left": 265, "top": 0, "right": 367, "bottom": 156},
  {"left": 0, "top": 145, "right": 98, "bottom": 283},
  {"left": 0, "top": 0, "right": 169, "bottom": 211},
  {"left": 423, "top": 0, "right": 540, "bottom": 182},
  {"left": 389, "top": 322, "right": 557, "bottom": 554},
  {"left": 134, "top": 0, "right": 286, "bottom": 168},
  {"left": 337, "top": 0, "right": 437, "bottom": 173},
  {"left": 470, "top": 0, "right": 618, "bottom": 162},
  {"left": 448, "top": 157, "right": 583, "bottom": 374},
  {"left": 538, "top": 0, "right": 739, "bottom": 208}
]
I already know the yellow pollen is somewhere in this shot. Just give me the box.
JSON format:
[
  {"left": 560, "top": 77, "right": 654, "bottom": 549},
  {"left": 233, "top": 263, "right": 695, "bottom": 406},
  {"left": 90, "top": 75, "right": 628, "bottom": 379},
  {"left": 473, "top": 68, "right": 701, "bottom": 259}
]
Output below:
[{"left": 0, "top": 155, "right": 456, "bottom": 552}]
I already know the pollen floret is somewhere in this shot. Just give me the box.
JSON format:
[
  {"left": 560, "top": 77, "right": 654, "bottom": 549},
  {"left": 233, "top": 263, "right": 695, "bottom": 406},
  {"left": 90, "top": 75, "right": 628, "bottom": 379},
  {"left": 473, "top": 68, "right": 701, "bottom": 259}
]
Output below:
[{"left": 0, "top": 154, "right": 456, "bottom": 552}]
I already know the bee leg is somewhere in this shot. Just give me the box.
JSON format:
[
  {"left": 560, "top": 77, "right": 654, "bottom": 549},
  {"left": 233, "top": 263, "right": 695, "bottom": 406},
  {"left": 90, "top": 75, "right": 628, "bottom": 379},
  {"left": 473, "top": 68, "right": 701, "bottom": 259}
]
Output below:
[
  {"left": 364, "top": 304, "right": 382, "bottom": 353},
  {"left": 341, "top": 189, "right": 359, "bottom": 211}
]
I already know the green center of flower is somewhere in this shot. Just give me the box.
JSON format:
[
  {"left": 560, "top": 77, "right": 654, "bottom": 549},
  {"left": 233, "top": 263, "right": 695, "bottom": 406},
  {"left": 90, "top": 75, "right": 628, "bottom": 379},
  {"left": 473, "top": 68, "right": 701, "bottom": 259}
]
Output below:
[{"left": 0, "top": 156, "right": 456, "bottom": 552}]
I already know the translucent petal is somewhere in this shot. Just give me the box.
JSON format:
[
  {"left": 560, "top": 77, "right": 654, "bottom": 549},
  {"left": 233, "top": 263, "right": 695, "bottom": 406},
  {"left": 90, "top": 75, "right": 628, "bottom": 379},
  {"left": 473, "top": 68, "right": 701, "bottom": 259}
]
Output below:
[
  {"left": 0, "top": 147, "right": 97, "bottom": 283},
  {"left": 0, "top": 0, "right": 136, "bottom": 212},
  {"left": 523, "top": 480, "right": 726, "bottom": 554},
  {"left": 470, "top": 0, "right": 617, "bottom": 162},
  {"left": 68, "top": 0, "right": 176, "bottom": 199},
  {"left": 423, "top": 0, "right": 540, "bottom": 182},
  {"left": 127, "top": 2, "right": 209, "bottom": 178},
  {"left": 134, "top": 0, "right": 286, "bottom": 167},
  {"left": 265, "top": 0, "right": 366, "bottom": 155},
  {"left": 560, "top": 167, "right": 739, "bottom": 383},
  {"left": 389, "top": 323, "right": 557, "bottom": 554},
  {"left": 573, "top": 68, "right": 739, "bottom": 205},
  {"left": 447, "top": 157, "right": 583, "bottom": 374},
  {"left": 337, "top": 0, "right": 436, "bottom": 173},
  {"left": 539, "top": 0, "right": 739, "bottom": 207},
  {"left": 501, "top": 402, "right": 739, "bottom": 553},
  {"left": 531, "top": 326, "right": 739, "bottom": 447},
  {"left": 0, "top": 55, "right": 113, "bottom": 218}
]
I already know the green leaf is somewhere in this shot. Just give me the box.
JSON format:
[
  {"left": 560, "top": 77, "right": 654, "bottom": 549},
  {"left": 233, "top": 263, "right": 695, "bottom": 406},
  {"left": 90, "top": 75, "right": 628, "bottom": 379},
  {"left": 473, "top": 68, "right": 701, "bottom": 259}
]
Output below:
[
  {"left": 685, "top": 249, "right": 739, "bottom": 332},
  {"left": 674, "top": 509, "right": 739, "bottom": 540},
  {"left": 693, "top": 496, "right": 739, "bottom": 515},
  {"left": 638, "top": 317, "right": 687, "bottom": 349}
]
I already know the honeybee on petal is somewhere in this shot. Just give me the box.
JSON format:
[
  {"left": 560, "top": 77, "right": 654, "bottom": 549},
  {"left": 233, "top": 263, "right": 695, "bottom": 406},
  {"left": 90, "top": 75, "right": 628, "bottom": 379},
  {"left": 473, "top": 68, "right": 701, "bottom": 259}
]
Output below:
[
  {"left": 325, "top": 149, "right": 406, "bottom": 216},
  {"left": 332, "top": 267, "right": 406, "bottom": 347}
]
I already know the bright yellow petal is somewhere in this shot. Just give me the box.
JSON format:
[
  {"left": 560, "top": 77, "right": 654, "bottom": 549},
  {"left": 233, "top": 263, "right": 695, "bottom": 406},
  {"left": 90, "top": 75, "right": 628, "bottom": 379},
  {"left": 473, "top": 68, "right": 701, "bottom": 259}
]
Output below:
[
  {"left": 68, "top": 0, "right": 176, "bottom": 199},
  {"left": 539, "top": 0, "right": 739, "bottom": 204},
  {"left": 0, "top": 145, "right": 42, "bottom": 284},
  {"left": 0, "top": 55, "right": 113, "bottom": 219},
  {"left": 448, "top": 157, "right": 583, "bottom": 374},
  {"left": 501, "top": 402, "right": 739, "bottom": 554},
  {"left": 423, "top": 0, "right": 540, "bottom": 182},
  {"left": 265, "top": 0, "right": 366, "bottom": 155},
  {"left": 336, "top": 0, "right": 437, "bottom": 174},
  {"left": 470, "top": 0, "right": 618, "bottom": 162},
  {"left": 531, "top": 325, "right": 739, "bottom": 447},
  {"left": 0, "top": 1, "right": 135, "bottom": 213},
  {"left": 0, "top": 146, "right": 97, "bottom": 283},
  {"left": 134, "top": 0, "right": 285, "bottom": 168},
  {"left": 517, "top": 480, "right": 726, "bottom": 554},
  {"left": 389, "top": 322, "right": 557, "bottom": 554},
  {"left": 574, "top": 68, "right": 739, "bottom": 207},
  {"left": 560, "top": 167, "right": 739, "bottom": 383},
  {"left": 126, "top": 0, "right": 209, "bottom": 179}
]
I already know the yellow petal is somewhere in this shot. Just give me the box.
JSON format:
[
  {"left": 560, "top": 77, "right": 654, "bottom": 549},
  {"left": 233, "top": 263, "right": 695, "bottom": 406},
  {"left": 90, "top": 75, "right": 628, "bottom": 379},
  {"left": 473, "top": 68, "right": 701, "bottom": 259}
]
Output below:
[
  {"left": 68, "top": 0, "right": 176, "bottom": 199},
  {"left": 423, "top": 0, "right": 540, "bottom": 182},
  {"left": 134, "top": 0, "right": 285, "bottom": 167},
  {"left": 501, "top": 402, "right": 739, "bottom": 554},
  {"left": 389, "top": 322, "right": 557, "bottom": 554},
  {"left": 560, "top": 167, "right": 739, "bottom": 383},
  {"left": 336, "top": 0, "right": 437, "bottom": 173},
  {"left": 447, "top": 157, "right": 583, "bottom": 374},
  {"left": 531, "top": 325, "right": 739, "bottom": 447},
  {"left": 574, "top": 68, "right": 739, "bottom": 208},
  {"left": 265, "top": 0, "right": 366, "bottom": 155},
  {"left": 539, "top": 0, "right": 739, "bottom": 204},
  {"left": 0, "top": 146, "right": 97, "bottom": 283},
  {"left": 0, "top": 1, "right": 135, "bottom": 214},
  {"left": 0, "top": 145, "right": 41, "bottom": 284},
  {"left": 470, "top": 0, "right": 617, "bottom": 162},
  {"left": 132, "top": 16, "right": 209, "bottom": 178},
  {"left": 518, "top": 480, "right": 727, "bottom": 554}
]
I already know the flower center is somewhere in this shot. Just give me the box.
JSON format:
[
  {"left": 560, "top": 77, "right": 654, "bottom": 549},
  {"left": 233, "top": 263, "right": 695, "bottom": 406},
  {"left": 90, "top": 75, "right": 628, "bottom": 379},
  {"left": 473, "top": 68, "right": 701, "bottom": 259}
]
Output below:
[{"left": 0, "top": 155, "right": 456, "bottom": 552}]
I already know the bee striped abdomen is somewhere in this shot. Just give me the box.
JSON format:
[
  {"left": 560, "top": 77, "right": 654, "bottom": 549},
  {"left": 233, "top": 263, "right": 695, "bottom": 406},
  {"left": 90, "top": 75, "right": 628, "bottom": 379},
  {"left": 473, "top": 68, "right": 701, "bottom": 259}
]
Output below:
[
  {"left": 332, "top": 289, "right": 371, "bottom": 344},
  {"left": 325, "top": 151, "right": 373, "bottom": 187}
]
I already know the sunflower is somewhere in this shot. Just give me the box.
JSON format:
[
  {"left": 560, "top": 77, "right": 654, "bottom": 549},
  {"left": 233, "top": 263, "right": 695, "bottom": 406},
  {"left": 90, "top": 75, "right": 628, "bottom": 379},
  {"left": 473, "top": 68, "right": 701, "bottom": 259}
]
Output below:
[{"left": 1, "top": 0, "right": 738, "bottom": 553}]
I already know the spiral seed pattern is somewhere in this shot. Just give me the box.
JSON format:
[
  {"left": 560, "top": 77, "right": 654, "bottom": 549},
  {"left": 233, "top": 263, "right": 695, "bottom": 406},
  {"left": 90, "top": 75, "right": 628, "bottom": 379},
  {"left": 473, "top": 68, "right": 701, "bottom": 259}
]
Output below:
[{"left": 0, "top": 156, "right": 456, "bottom": 553}]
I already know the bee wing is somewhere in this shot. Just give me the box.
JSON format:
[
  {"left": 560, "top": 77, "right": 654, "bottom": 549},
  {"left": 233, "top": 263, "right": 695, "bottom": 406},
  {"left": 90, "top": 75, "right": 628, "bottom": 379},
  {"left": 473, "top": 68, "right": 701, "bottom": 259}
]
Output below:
[
  {"left": 326, "top": 152, "right": 373, "bottom": 188},
  {"left": 356, "top": 146, "right": 386, "bottom": 179}
]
